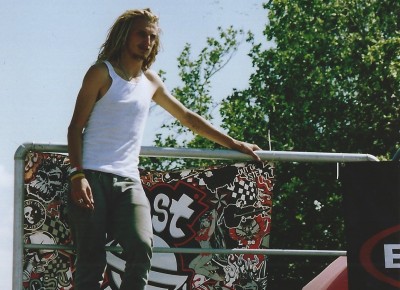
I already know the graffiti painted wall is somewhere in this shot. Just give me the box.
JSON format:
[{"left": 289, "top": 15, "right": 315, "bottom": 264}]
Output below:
[{"left": 22, "top": 151, "right": 274, "bottom": 289}]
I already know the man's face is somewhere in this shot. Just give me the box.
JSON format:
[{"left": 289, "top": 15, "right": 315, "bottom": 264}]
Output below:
[{"left": 125, "top": 17, "right": 158, "bottom": 61}]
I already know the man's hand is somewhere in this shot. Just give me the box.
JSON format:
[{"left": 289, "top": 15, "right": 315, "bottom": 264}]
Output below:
[
  {"left": 70, "top": 177, "right": 94, "bottom": 210},
  {"left": 232, "top": 141, "right": 262, "bottom": 162}
]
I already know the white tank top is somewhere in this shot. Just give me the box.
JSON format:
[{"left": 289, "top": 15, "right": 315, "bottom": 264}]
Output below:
[{"left": 82, "top": 61, "right": 154, "bottom": 180}]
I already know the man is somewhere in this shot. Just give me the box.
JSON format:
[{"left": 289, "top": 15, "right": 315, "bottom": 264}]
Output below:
[{"left": 67, "top": 8, "right": 261, "bottom": 290}]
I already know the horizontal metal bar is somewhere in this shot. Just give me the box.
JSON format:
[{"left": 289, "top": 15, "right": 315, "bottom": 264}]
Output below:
[
  {"left": 14, "top": 143, "right": 68, "bottom": 159},
  {"left": 24, "top": 244, "right": 346, "bottom": 257},
  {"left": 15, "top": 143, "right": 378, "bottom": 162},
  {"left": 140, "top": 146, "right": 379, "bottom": 162},
  {"left": 154, "top": 248, "right": 347, "bottom": 257}
]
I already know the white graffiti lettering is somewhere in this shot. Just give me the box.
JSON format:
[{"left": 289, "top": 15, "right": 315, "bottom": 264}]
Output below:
[
  {"left": 152, "top": 193, "right": 194, "bottom": 238},
  {"left": 152, "top": 194, "right": 170, "bottom": 233},
  {"left": 170, "top": 194, "right": 194, "bottom": 238}
]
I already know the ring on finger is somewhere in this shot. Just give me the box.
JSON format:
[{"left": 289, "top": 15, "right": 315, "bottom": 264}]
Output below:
[{"left": 78, "top": 199, "right": 84, "bottom": 204}]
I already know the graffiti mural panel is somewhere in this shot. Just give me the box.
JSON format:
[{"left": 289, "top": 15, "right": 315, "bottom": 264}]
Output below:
[{"left": 22, "top": 152, "right": 274, "bottom": 289}]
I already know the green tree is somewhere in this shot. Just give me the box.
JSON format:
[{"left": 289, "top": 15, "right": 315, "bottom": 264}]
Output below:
[{"left": 220, "top": 0, "right": 400, "bottom": 288}]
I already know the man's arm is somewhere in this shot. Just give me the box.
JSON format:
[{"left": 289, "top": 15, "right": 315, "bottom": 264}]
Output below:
[
  {"left": 67, "top": 63, "right": 110, "bottom": 208},
  {"left": 148, "top": 71, "right": 262, "bottom": 161}
]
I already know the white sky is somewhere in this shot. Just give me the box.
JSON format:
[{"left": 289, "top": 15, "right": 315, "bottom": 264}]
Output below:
[{"left": 0, "top": 0, "right": 269, "bottom": 288}]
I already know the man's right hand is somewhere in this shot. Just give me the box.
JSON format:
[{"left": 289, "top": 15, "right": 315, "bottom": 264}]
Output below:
[{"left": 70, "top": 177, "right": 94, "bottom": 210}]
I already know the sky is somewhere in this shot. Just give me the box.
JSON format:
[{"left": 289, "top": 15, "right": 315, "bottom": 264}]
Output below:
[{"left": 0, "top": 0, "right": 270, "bottom": 288}]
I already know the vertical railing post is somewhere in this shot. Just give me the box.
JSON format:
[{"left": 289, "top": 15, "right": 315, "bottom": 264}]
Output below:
[{"left": 13, "top": 145, "right": 29, "bottom": 290}]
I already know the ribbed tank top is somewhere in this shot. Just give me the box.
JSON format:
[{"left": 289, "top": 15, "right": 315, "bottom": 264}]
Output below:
[{"left": 82, "top": 61, "right": 153, "bottom": 180}]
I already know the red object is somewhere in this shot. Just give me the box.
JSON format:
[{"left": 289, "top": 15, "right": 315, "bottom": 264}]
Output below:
[{"left": 302, "top": 257, "right": 348, "bottom": 290}]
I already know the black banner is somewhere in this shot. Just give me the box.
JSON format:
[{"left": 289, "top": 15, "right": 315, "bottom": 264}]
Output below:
[{"left": 341, "top": 161, "right": 400, "bottom": 289}]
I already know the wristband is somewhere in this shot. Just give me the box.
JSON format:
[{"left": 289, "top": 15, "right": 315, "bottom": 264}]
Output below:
[
  {"left": 69, "top": 170, "right": 84, "bottom": 178},
  {"left": 70, "top": 173, "right": 86, "bottom": 181}
]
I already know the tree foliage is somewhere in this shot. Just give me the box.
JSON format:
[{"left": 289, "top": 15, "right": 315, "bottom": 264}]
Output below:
[
  {"left": 223, "top": 0, "right": 399, "bottom": 156},
  {"left": 143, "top": 0, "right": 400, "bottom": 288},
  {"left": 220, "top": 0, "right": 400, "bottom": 288}
]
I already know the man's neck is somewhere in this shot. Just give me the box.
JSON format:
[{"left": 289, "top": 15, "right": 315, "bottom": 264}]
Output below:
[{"left": 117, "top": 53, "right": 143, "bottom": 80}]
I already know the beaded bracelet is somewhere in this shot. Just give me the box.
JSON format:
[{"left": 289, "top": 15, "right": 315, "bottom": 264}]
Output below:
[{"left": 70, "top": 173, "right": 86, "bottom": 181}]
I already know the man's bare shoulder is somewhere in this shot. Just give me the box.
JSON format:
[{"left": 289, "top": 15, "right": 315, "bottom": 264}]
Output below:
[
  {"left": 85, "top": 62, "right": 109, "bottom": 81},
  {"left": 144, "top": 69, "right": 170, "bottom": 100},
  {"left": 79, "top": 62, "right": 111, "bottom": 96},
  {"left": 144, "top": 69, "right": 164, "bottom": 86}
]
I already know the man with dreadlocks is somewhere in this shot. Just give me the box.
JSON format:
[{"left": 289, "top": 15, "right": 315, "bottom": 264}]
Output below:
[{"left": 67, "top": 8, "right": 261, "bottom": 290}]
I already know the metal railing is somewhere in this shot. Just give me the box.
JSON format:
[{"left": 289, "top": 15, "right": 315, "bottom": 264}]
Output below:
[{"left": 13, "top": 142, "right": 379, "bottom": 290}]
